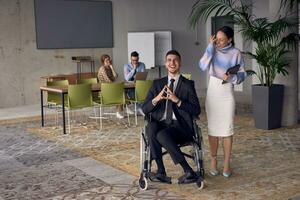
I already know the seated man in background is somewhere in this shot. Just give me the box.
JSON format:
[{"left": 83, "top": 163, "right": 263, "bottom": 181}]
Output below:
[
  {"left": 124, "top": 51, "right": 146, "bottom": 81},
  {"left": 142, "top": 50, "right": 201, "bottom": 184},
  {"left": 124, "top": 51, "right": 146, "bottom": 115}
]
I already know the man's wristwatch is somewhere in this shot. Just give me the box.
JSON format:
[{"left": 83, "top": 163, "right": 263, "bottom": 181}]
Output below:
[
  {"left": 175, "top": 99, "right": 181, "bottom": 106},
  {"left": 152, "top": 99, "right": 158, "bottom": 106}
]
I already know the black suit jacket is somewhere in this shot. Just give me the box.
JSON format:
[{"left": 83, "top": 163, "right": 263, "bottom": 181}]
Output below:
[{"left": 142, "top": 75, "right": 201, "bottom": 134}]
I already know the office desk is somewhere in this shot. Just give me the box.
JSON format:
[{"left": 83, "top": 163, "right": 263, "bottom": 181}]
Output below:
[{"left": 40, "top": 82, "right": 135, "bottom": 134}]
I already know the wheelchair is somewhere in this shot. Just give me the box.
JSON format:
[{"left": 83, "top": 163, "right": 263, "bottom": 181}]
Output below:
[{"left": 138, "top": 118, "right": 205, "bottom": 190}]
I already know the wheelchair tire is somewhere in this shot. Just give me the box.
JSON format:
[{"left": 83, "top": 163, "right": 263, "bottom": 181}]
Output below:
[
  {"left": 196, "top": 178, "right": 204, "bottom": 190},
  {"left": 139, "top": 176, "right": 148, "bottom": 190}
]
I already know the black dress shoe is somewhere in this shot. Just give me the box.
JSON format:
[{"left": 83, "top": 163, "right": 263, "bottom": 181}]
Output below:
[
  {"left": 148, "top": 172, "right": 172, "bottom": 184},
  {"left": 178, "top": 171, "right": 197, "bottom": 184}
]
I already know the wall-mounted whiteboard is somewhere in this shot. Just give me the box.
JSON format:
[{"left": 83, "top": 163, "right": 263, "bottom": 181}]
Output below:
[
  {"left": 127, "top": 31, "right": 172, "bottom": 69},
  {"left": 128, "top": 32, "right": 155, "bottom": 69}
]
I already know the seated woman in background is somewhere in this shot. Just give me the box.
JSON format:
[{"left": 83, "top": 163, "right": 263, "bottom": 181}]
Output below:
[{"left": 97, "top": 54, "right": 124, "bottom": 119}]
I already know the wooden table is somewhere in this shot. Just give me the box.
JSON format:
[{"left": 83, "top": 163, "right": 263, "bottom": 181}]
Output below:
[
  {"left": 40, "top": 73, "right": 97, "bottom": 85},
  {"left": 40, "top": 82, "right": 135, "bottom": 134}
]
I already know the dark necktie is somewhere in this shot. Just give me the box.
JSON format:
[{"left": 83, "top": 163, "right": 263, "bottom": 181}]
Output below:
[{"left": 165, "top": 79, "right": 175, "bottom": 124}]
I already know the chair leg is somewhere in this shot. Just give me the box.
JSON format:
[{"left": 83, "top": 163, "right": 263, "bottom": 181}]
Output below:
[
  {"left": 135, "top": 103, "right": 137, "bottom": 126},
  {"left": 71, "top": 109, "right": 75, "bottom": 124},
  {"left": 99, "top": 106, "right": 102, "bottom": 131},
  {"left": 93, "top": 106, "right": 98, "bottom": 123},
  {"left": 84, "top": 109, "right": 88, "bottom": 125},
  {"left": 126, "top": 105, "right": 130, "bottom": 126},
  {"left": 123, "top": 104, "right": 126, "bottom": 116},
  {"left": 54, "top": 107, "right": 58, "bottom": 126}
]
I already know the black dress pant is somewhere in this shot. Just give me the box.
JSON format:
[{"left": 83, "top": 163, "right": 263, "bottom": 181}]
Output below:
[{"left": 146, "top": 120, "right": 194, "bottom": 165}]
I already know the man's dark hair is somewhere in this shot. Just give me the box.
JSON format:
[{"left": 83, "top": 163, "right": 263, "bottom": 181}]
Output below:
[
  {"left": 131, "top": 51, "right": 139, "bottom": 57},
  {"left": 218, "top": 26, "right": 235, "bottom": 46},
  {"left": 166, "top": 50, "right": 181, "bottom": 60}
]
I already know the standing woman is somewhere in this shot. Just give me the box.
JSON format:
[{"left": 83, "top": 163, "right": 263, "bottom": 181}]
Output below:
[
  {"left": 97, "top": 54, "right": 124, "bottom": 119},
  {"left": 199, "top": 26, "right": 246, "bottom": 177}
]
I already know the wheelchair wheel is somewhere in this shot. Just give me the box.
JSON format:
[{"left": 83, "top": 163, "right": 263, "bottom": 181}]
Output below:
[
  {"left": 138, "top": 176, "right": 148, "bottom": 190},
  {"left": 196, "top": 178, "right": 204, "bottom": 190}
]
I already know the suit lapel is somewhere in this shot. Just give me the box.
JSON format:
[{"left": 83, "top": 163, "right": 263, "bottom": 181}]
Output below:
[{"left": 174, "top": 75, "right": 183, "bottom": 96}]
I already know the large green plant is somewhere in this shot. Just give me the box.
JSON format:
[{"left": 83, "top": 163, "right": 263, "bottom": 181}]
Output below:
[{"left": 188, "top": 0, "right": 299, "bottom": 86}]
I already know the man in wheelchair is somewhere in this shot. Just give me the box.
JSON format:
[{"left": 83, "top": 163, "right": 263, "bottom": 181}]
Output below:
[{"left": 142, "top": 50, "right": 201, "bottom": 184}]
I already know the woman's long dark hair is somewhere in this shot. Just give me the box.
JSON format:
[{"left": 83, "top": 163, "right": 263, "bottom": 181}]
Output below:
[{"left": 218, "top": 26, "right": 235, "bottom": 46}]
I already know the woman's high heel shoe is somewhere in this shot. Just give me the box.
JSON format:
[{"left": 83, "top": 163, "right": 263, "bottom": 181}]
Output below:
[
  {"left": 210, "top": 155, "right": 218, "bottom": 176},
  {"left": 209, "top": 169, "right": 219, "bottom": 176},
  {"left": 222, "top": 171, "right": 232, "bottom": 178}
]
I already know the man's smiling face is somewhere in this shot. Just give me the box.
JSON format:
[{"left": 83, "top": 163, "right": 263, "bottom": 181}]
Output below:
[{"left": 165, "top": 54, "right": 180, "bottom": 76}]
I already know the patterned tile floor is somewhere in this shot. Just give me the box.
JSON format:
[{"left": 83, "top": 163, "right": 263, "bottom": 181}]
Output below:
[{"left": 0, "top": 112, "right": 300, "bottom": 200}]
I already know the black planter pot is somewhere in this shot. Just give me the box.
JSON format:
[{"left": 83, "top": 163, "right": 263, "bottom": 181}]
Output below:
[{"left": 252, "top": 84, "right": 284, "bottom": 130}]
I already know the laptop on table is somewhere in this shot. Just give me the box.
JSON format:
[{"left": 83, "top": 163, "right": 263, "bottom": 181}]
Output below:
[{"left": 135, "top": 72, "right": 148, "bottom": 80}]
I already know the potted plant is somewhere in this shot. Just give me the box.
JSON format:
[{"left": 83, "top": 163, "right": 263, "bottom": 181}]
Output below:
[{"left": 188, "top": 0, "right": 299, "bottom": 129}]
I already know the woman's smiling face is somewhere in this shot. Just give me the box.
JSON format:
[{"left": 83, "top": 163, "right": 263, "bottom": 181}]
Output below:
[{"left": 216, "top": 31, "right": 232, "bottom": 48}]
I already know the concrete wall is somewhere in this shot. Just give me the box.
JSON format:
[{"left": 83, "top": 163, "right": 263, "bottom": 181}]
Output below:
[
  {"left": 250, "top": 0, "right": 298, "bottom": 125},
  {"left": 0, "top": 0, "right": 111, "bottom": 108},
  {"left": 269, "top": 0, "right": 298, "bottom": 125}
]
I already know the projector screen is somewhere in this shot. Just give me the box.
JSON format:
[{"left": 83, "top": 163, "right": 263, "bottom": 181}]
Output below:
[{"left": 34, "top": 0, "right": 113, "bottom": 49}]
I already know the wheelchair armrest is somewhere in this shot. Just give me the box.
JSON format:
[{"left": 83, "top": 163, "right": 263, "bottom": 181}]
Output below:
[
  {"left": 192, "top": 116, "right": 202, "bottom": 144},
  {"left": 144, "top": 112, "right": 152, "bottom": 123},
  {"left": 192, "top": 116, "right": 200, "bottom": 129},
  {"left": 193, "top": 115, "right": 200, "bottom": 121}
]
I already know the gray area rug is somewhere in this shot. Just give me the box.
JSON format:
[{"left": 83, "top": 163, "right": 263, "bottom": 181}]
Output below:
[{"left": 0, "top": 120, "right": 185, "bottom": 200}]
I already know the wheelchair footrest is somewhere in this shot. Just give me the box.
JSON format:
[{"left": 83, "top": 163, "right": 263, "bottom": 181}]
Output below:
[{"left": 148, "top": 172, "right": 172, "bottom": 184}]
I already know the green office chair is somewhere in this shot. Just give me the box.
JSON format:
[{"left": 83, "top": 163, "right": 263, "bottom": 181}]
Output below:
[
  {"left": 127, "top": 80, "right": 153, "bottom": 125},
  {"left": 98, "top": 82, "right": 129, "bottom": 130},
  {"left": 66, "top": 83, "right": 94, "bottom": 134},
  {"left": 47, "top": 79, "right": 69, "bottom": 106},
  {"left": 182, "top": 73, "right": 192, "bottom": 80},
  {"left": 46, "top": 80, "right": 69, "bottom": 125},
  {"left": 77, "top": 77, "right": 99, "bottom": 102},
  {"left": 77, "top": 77, "right": 98, "bottom": 84}
]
